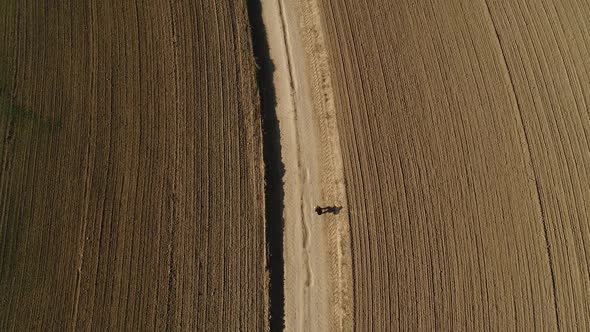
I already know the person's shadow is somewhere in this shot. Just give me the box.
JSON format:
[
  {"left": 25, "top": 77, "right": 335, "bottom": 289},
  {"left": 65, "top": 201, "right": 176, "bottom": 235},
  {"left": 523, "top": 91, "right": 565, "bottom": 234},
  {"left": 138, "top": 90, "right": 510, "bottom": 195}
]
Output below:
[{"left": 315, "top": 206, "right": 343, "bottom": 215}]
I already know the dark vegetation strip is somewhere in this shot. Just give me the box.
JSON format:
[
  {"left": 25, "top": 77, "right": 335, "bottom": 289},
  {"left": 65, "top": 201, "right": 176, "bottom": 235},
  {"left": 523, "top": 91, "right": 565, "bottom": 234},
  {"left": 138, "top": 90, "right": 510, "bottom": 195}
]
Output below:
[{"left": 246, "top": 1, "right": 285, "bottom": 331}]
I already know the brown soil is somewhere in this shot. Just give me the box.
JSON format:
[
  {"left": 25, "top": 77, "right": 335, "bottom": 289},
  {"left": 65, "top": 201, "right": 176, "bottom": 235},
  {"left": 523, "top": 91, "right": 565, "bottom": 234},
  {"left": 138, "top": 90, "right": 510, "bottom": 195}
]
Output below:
[
  {"left": 318, "top": 0, "right": 590, "bottom": 330},
  {"left": 0, "top": 1, "right": 266, "bottom": 330},
  {"left": 3, "top": 0, "right": 590, "bottom": 330}
]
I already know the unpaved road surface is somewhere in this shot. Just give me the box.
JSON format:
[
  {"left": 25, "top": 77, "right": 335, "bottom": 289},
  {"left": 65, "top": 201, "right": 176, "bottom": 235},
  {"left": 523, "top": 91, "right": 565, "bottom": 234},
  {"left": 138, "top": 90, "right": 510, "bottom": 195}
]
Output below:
[
  {"left": 262, "top": 0, "right": 352, "bottom": 330},
  {"left": 0, "top": 1, "right": 265, "bottom": 330},
  {"left": 319, "top": 0, "right": 590, "bottom": 330}
]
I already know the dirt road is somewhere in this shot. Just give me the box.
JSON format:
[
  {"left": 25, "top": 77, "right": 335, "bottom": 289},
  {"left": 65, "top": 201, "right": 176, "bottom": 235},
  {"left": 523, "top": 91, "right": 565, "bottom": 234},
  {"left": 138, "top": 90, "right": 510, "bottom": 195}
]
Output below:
[
  {"left": 262, "top": 0, "right": 352, "bottom": 330},
  {"left": 0, "top": 1, "right": 265, "bottom": 330},
  {"left": 318, "top": 0, "right": 590, "bottom": 329}
]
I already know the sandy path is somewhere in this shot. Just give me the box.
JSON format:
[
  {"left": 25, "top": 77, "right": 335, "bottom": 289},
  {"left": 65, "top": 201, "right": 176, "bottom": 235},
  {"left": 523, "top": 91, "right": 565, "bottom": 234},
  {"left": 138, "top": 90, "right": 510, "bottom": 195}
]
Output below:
[{"left": 261, "top": 0, "right": 353, "bottom": 330}]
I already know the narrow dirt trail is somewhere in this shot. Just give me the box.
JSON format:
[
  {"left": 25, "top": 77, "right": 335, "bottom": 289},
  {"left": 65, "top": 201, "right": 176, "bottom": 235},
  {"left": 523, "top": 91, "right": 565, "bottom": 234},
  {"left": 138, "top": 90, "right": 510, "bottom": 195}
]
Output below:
[{"left": 261, "top": 0, "right": 353, "bottom": 330}]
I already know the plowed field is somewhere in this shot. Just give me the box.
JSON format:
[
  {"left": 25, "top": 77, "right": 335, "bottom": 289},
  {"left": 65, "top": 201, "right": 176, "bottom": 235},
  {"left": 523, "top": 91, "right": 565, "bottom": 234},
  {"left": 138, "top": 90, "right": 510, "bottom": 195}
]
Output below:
[
  {"left": 0, "top": 1, "right": 265, "bottom": 330},
  {"left": 319, "top": 0, "right": 590, "bottom": 329},
  {"left": 3, "top": 0, "right": 590, "bottom": 330}
]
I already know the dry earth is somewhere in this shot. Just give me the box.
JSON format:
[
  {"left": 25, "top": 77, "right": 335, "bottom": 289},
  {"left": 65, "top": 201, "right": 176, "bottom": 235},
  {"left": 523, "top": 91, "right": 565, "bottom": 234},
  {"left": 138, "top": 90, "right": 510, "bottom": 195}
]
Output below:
[
  {"left": 319, "top": 0, "right": 590, "bottom": 330},
  {"left": 3, "top": 0, "right": 590, "bottom": 330},
  {"left": 0, "top": 1, "right": 266, "bottom": 330},
  {"left": 262, "top": 0, "right": 352, "bottom": 330}
]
